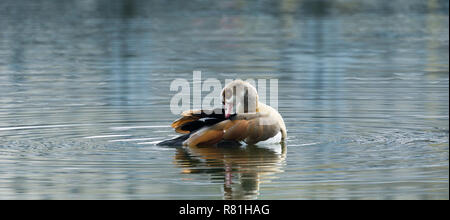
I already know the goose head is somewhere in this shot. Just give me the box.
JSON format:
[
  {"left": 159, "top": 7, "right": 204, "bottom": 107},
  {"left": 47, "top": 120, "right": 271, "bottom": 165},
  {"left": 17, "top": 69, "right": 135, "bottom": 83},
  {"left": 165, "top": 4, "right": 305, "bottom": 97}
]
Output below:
[{"left": 221, "top": 80, "right": 259, "bottom": 118}]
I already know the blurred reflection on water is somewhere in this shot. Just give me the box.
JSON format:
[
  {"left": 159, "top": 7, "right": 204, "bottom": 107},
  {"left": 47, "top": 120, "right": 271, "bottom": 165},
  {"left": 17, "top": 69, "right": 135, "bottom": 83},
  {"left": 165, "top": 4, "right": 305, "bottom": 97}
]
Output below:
[
  {"left": 0, "top": 0, "right": 448, "bottom": 199},
  {"left": 175, "top": 144, "right": 287, "bottom": 200}
]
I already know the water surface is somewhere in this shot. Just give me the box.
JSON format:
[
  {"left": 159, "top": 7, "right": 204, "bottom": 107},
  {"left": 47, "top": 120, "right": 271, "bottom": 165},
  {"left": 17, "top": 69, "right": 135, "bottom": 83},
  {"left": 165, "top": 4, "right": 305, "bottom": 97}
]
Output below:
[{"left": 0, "top": 0, "right": 448, "bottom": 199}]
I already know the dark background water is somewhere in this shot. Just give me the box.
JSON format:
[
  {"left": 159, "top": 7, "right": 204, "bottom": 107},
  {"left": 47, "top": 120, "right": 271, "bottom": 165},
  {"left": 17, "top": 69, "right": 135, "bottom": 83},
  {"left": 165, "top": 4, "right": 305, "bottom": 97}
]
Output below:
[{"left": 0, "top": 0, "right": 448, "bottom": 199}]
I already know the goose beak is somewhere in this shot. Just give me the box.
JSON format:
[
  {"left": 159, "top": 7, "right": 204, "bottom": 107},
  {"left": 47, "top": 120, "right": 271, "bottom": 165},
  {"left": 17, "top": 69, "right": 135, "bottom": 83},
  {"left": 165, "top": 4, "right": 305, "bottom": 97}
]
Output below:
[{"left": 225, "top": 103, "right": 233, "bottom": 118}]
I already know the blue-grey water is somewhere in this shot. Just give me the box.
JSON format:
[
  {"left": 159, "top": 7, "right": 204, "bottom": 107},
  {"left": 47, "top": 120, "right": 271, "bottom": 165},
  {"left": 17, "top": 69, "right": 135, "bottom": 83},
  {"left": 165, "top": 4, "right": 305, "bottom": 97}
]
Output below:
[{"left": 0, "top": 0, "right": 448, "bottom": 199}]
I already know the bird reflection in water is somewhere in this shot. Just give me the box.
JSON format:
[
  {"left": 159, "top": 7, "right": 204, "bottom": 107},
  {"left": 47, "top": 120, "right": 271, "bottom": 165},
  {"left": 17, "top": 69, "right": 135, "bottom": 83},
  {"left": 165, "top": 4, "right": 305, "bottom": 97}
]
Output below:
[{"left": 173, "top": 143, "right": 287, "bottom": 199}]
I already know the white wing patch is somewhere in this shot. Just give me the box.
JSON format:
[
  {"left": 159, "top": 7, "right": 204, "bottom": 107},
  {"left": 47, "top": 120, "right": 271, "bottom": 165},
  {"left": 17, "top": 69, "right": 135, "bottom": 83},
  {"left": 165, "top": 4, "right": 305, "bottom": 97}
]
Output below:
[{"left": 258, "top": 131, "right": 282, "bottom": 144}]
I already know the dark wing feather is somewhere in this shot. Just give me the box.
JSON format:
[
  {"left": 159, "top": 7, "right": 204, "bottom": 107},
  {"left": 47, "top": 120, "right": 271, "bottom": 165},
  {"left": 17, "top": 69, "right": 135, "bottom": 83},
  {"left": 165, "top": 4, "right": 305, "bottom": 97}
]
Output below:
[
  {"left": 172, "top": 108, "right": 235, "bottom": 134},
  {"left": 157, "top": 133, "right": 190, "bottom": 146},
  {"left": 180, "top": 118, "right": 224, "bottom": 133},
  {"left": 158, "top": 109, "right": 237, "bottom": 146}
]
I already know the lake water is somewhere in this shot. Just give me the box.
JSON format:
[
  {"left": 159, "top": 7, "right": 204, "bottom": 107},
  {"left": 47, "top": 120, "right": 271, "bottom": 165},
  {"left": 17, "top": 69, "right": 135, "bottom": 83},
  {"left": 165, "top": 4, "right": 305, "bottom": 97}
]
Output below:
[{"left": 0, "top": 0, "right": 448, "bottom": 199}]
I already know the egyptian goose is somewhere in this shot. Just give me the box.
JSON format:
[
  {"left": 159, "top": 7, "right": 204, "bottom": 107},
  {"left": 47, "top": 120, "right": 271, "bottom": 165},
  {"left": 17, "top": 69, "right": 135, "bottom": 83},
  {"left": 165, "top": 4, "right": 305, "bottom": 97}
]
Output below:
[{"left": 158, "top": 80, "right": 287, "bottom": 147}]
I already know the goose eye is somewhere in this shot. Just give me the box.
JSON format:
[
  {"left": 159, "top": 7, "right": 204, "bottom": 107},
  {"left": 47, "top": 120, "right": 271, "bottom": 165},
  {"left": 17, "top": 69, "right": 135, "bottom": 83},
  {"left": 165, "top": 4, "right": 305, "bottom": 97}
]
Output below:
[{"left": 224, "top": 89, "right": 232, "bottom": 100}]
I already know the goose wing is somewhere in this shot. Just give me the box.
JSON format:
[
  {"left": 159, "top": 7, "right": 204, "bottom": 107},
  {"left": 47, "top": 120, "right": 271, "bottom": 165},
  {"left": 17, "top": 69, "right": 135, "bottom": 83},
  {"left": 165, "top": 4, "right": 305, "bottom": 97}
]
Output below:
[{"left": 171, "top": 108, "right": 231, "bottom": 134}]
